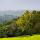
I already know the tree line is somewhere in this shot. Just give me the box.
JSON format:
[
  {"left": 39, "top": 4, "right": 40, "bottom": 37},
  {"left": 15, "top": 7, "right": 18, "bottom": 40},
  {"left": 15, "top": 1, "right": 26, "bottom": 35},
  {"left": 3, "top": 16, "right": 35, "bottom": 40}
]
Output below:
[{"left": 0, "top": 10, "right": 40, "bottom": 37}]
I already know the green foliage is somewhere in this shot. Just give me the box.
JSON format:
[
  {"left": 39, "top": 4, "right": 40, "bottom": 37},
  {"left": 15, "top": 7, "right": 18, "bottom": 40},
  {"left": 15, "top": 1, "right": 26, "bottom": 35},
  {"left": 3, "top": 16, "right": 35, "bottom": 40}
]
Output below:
[
  {"left": 16, "top": 10, "right": 40, "bottom": 35},
  {"left": 0, "top": 10, "right": 40, "bottom": 37},
  {"left": 16, "top": 10, "right": 31, "bottom": 32}
]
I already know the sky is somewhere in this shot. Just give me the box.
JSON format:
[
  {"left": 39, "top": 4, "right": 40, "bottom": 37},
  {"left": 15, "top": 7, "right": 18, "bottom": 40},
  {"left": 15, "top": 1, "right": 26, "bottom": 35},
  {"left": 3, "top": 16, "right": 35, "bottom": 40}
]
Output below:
[{"left": 0, "top": 0, "right": 40, "bottom": 11}]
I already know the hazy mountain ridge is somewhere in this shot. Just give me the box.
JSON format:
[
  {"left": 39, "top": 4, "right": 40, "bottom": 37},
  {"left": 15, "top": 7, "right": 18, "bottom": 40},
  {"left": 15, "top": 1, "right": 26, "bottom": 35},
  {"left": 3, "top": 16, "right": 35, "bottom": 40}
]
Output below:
[
  {"left": 0, "top": 10, "right": 24, "bottom": 23},
  {"left": 0, "top": 10, "right": 24, "bottom": 16}
]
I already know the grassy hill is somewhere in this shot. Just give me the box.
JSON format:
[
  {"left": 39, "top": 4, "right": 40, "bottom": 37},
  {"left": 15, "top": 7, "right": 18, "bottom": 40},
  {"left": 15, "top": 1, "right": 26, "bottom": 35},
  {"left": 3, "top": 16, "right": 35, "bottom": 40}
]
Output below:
[{"left": 0, "top": 10, "right": 40, "bottom": 37}]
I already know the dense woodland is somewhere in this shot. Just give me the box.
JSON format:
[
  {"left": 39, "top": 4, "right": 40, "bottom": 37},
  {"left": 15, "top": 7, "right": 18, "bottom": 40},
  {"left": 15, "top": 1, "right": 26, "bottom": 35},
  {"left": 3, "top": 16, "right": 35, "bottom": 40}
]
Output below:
[{"left": 0, "top": 10, "right": 40, "bottom": 38}]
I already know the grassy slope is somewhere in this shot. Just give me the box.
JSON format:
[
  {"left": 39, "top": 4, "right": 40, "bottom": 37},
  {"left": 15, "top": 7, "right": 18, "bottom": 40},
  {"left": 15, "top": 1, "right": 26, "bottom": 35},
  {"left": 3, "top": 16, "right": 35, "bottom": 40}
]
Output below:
[{"left": 1, "top": 35, "right": 40, "bottom": 40}]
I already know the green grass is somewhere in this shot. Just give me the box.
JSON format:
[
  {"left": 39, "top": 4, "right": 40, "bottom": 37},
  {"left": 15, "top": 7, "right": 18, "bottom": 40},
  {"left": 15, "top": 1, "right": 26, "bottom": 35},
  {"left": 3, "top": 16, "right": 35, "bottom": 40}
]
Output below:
[{"left": 0, "top": 35, "right": 40, "bottom": 40}]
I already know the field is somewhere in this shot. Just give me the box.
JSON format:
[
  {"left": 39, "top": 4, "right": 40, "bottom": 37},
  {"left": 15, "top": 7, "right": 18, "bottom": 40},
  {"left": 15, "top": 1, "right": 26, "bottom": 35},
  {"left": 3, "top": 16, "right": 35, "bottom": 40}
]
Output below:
[{"left": 0, "top": 35, "right": 40, "bottom": 40}]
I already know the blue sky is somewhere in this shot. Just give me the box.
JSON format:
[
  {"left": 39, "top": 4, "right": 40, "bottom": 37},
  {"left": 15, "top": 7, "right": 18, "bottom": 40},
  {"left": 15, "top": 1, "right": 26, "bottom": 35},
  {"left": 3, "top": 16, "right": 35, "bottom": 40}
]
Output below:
[{"left": 0, "top": 0, "right": 40, "bottom": 10}]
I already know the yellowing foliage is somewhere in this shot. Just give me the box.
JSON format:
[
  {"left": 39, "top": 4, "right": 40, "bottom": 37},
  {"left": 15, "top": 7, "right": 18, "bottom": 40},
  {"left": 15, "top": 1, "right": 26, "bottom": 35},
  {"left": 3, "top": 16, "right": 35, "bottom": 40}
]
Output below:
[{"left": 16, "top": 10, "right": 31, "bottom": 26}]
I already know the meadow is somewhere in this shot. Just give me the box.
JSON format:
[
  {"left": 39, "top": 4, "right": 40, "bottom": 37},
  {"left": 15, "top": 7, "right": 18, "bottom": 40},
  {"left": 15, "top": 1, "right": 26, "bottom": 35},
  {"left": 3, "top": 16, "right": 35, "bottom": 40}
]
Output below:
[{"left": 1, "top": 35, "right": 40, "bottom": 40}]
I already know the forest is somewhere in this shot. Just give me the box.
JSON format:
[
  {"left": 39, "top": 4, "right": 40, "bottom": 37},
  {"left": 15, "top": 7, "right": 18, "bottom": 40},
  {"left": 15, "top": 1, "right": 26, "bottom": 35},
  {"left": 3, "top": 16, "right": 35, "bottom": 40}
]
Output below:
[{"left": 0, "top": 10, "right": 40, "bottom": 38}]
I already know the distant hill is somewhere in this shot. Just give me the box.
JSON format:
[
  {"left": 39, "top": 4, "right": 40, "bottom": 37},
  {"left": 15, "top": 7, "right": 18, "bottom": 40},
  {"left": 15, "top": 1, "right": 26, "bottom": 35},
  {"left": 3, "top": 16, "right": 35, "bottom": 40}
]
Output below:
[
  {"left": 0, "top": 10, "right": 24, "bottom": 16},
  {"left": 0, "top": 10, "right": 24, "bottom": 23}
]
